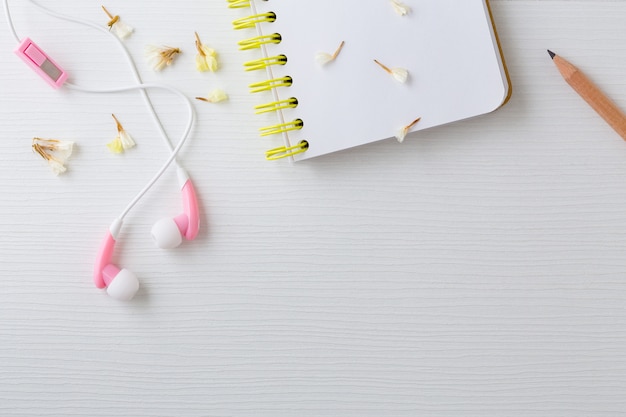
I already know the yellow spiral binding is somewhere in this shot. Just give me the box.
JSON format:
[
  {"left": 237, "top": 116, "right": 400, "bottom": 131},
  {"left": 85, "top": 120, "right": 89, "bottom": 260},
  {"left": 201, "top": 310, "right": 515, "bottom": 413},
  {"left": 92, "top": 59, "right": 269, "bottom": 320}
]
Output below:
[
  {"left": 244, "top": 55, "right": 287, "bottom": 71},
  {"left": 232, "top": 12, "right": 276, "bottom": 30},
  {"left": 259, "top": 119, "right": 304, "bottom": 137},
  {"left": 229, "top": 3, "right": 309, "bottom": 160},
  {"left": 266, "top": 141, "right": 309, "bottom": 161},
  {"left": 249, "top": 76, "right": 293, "bottom": 93},
  {"left": 254, "top": 98, "right": 298, "bottom": 114},
  {"left": 238, "top": 33, "right": 282, "bottom": 51},
  {"left": 227, "top": 0, "right": 250, "bottom": 8}
]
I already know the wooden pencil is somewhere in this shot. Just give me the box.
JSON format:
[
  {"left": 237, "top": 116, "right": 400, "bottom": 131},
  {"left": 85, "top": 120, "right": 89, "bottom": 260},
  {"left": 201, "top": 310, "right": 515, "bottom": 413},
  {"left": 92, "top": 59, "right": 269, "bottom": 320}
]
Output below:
[{"left": 548, "top": 50, "right": 626, "bottom": 141}]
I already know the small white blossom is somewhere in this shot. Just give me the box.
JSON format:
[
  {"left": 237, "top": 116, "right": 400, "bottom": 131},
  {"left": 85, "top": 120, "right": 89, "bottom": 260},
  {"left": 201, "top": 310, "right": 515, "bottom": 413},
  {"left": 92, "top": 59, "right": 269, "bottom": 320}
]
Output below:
[
  {"left": 146, "top": 45, "right": 182, "bottom": 71},
  {"left": 315, "top": 41, "right": 345, "bottom": 66},
  {"left": 315, "top": 52, "right": 334, "bottom": 66},
  {"left": 107, "top": 114, "right": 136, "bottom": 154},
  {"left": 195, "top": 32, "right": 219, "bottom": 72},
  {"left": 390, "top": 0, "right": 411, "bottom": 16},
  {"left": 196, "top": 89, "right": 229, "bottom": 103},
  {"left": 102, "top": 6, "right": 134, "bottom": 39},
  {"left": 111, "top": 20, "right": 133, "bottom": 39},
  {"left": 32, "top": 138, "right": 75, "bottom": 175},
  {"left": 395, "top": 117, "right": 421, "bottom": 143},
  {"left": 374, "top": 59, "right": 409, "bottom": 84},
  {"left": 390, "top": 67, "right": 409, "bottom": 83},
  {"left": 49, "top": 159, "right": 67, "bottom": 175}
]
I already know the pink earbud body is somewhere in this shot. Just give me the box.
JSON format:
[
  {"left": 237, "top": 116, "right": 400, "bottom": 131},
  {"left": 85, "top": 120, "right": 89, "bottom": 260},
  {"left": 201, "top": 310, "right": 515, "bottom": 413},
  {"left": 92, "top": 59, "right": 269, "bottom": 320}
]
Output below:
[
  {"left": 151, "top": 178, "right": 200, "bottom": 249},
  {"left": 181, "top": 179, "right": 200, "bottom": 240},
  {"left": 93, "top": 220, "right": 139, "bottom": 301},
  {"left": 93, "top": 231, "right": 116, "bottom": 290},
  {"left": 92, "top": 172, "right": 199, "bottom": 300}
]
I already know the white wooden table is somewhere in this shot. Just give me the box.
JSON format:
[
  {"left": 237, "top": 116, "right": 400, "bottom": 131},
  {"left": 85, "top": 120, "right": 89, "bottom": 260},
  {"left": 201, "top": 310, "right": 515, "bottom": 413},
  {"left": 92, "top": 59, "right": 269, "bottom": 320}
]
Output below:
[{"left": 2, "top": 1, "right": 626, "bottom": 416}]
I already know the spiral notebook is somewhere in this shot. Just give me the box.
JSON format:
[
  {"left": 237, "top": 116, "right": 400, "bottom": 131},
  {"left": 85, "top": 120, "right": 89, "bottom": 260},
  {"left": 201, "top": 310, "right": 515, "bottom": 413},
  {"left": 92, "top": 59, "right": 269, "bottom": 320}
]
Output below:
[{"left": 229, "top": 0, "right": 511, "bottom": 161}]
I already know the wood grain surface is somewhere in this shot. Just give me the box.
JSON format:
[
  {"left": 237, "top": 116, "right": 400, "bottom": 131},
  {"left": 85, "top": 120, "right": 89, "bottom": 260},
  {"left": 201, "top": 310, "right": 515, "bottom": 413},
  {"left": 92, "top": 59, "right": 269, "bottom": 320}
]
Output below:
[{"left": 2, "top": 1, "right": 626, "bottom": 416}]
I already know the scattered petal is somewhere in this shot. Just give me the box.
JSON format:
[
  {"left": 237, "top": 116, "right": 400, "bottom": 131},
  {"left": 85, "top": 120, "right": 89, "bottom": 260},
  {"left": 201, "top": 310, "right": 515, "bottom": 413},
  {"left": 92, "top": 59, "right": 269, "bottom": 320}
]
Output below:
[
  {"left": 107, "top": 114, "right": 136, "bottom": 154},
  {"left": 111, "top": 20, "right": 134, "bottom": 39},
  {"left": 195, "top": 32, "right": 219, "bottom": 72},
  {"left": 395, "top": 117, "right": 421, "bottom": 143},
  {"left": 390, "top": 0, "right": 411, "bottom": 16},
  {"left": 196, "top": 89, "right": 229, "bottom": 103},
  {"left": 315, "top": 41, "right": 345, "bottom": 66},
  {"left": 315, "top": 52, "right": 334, "bottom": 66},
  {"left": 118, "top": 129, "right": 135, "bottom": 149},
  {"left": 48, "top": 159, "right": 67, "bottom": 175},
  {"left": 390, "top": 67, "right": 409, "bottom": 83},
  {"left": 374, "top": 59, "right": 409, "bottom": 83},
  {"left": 197, "top": 48, "right": 218, "bottom": 72},
  {"left": 146, "top": 45, "right": 181, "bottom": 71},
  {"left": 102, "top": 6, "right": 134, "bottom": 39},
  {"left": 107, "top": 137, "right": 124, "bottom": 154},
  {"left": 32, "top": 137, "right": 75, "bottom": 175}
]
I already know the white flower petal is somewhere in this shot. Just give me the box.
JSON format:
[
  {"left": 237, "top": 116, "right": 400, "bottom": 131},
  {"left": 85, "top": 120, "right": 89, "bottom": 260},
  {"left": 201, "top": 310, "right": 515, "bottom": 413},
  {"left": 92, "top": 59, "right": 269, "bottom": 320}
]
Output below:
[
  {"left": 145, "top": 45, "right": 180, "bottom": 71},
  {"left": 112, "top": 20, "right": 134, "bottom": 39},
  {"left": 196, "top": 45, "right": 219, "bottom": 72},
  {"left": 49, "top": 141, "right": 74, "bottom": 162},
  {"left": 395, "top": 127, "right": 409, "bottom": 143},
  {"left": 391, "top": 67, "right": 409, "bottom": 83},
  {"left": 118, "top": 130, "right": 135, "bottom": 150},
  {"left": 32, "top": 138, "right": 74, "bottom": 163},
  {"left": 390, "top": 0, "right": 411, "bottom": 16},
  {"left": 315, "top": 52, "right": 333, "bottom": 66},
  {"left": 145, "top": 45, "right": 160, "bottom": 56},
  {"left": 48, "top": 158, "right": 67, "bottom": 175},
  {"left": 201, "top": 45, "right": 217, "bottom": 58},
  {"left": 54, "top": 141, "right": 74, "bottom": 160},
  {"left": 396, "top": 118, "right": 420, "bottom": 142},
  {"left": 107, "top": 137, "right": 123, "bottom": 154},
  {"left": 207, "top": 89, "right": 228, "bottom": 103},
  {"left": 145, "top": 46, "right": 161, "bottom": 69},
  {"left": 206, "top": 56, "right": 219, "bottom": 72}
]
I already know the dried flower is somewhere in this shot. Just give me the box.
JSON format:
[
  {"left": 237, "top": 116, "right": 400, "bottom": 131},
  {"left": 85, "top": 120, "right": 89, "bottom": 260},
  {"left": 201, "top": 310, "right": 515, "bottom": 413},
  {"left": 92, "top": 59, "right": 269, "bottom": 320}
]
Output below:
[
  {"left": 315, "top": 41, "right": 345, "bottom": 66},
  {"left": 32, "top": 137, "right": 74, "bottom": 175},
  {"left": 390, "top": 0, "right": 411, "bottom": 16},
  {"left": 107, "top": 114, "right": 136, "bottom": 154},
  {"left": 194, "top": 32, "right": 218, "bottom": 72},
  {"left": 374, "top": 59, "right": 409, "bottom": 83},
  {"left": 102, "top": 6, "right": 134, "bottom": 39},
  {"left": 395, "top": 117, "right": 421, "bottom": 143},
  {"left": 195, "top": 89, "right": 229, "bottom": 103},
  {"left": 146, "top": 45, "right": 181, "bottom": 71}
]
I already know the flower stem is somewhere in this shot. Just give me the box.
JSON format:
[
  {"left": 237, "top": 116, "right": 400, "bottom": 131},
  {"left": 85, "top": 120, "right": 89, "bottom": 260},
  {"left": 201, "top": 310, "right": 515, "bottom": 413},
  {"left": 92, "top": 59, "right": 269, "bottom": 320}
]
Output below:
[{"left": 374, "top": 59, "right": 392, "bottom": 74}]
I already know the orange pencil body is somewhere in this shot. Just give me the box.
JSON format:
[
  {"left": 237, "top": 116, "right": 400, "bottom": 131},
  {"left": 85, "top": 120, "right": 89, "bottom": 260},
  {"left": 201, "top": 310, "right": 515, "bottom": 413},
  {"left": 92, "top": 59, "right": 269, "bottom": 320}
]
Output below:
[{"left": 550, "top": 51, "right": 626, "bottom": 141}]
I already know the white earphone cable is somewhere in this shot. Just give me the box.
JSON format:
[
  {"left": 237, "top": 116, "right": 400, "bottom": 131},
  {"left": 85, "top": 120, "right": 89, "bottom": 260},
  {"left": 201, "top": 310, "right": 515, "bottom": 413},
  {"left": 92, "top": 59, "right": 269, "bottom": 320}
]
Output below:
[
  {"left": 3, "top": 0, "right": 194, "bottom": 221},
  {"left": 64, "top": 82, "right": 194, "bottom": 220},
  {"left": 2, "top": 0, "right": 18, "bottom": 42},
  {"left": 21, "top": 0, "right": 180, "bottom": 155}
]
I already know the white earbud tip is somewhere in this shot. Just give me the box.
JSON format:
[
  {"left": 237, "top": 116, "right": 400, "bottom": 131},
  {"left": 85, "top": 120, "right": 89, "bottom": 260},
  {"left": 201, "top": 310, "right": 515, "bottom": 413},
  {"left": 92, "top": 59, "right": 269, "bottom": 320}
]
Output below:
[
  {"left": 106, "top": 268, "right": 139, "bottom": 301},
  {"left": 152, "top": 217, "right": 183, "bottom": 249}
]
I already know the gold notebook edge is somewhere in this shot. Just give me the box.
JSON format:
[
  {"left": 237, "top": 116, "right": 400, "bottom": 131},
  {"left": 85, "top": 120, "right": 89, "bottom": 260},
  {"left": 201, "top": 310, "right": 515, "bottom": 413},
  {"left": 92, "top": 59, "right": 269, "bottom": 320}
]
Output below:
[{"left": 485, "top": 0, "right": 513, "bottom": 108}]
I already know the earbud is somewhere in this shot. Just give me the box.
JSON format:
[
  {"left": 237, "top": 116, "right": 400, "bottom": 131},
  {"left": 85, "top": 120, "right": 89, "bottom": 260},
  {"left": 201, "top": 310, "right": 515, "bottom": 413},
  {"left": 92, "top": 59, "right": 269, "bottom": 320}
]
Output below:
[
  {"left": 151, "top": 168, "right": 200, "bottom": 249},
  {"left": 101, "top": 264, "right": 139, "bottom": 302},
  {"left": 93, "top": 219, "right": 139, "bottom": 301},
  {"left": 3, "top": 1, "right": 202, "bottom": 302}
]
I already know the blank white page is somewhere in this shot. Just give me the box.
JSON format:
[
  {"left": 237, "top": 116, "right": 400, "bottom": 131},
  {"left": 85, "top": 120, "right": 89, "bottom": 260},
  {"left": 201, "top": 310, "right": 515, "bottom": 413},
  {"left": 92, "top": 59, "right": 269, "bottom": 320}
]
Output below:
[{"left": 247, "top": 0, "right": 510, "bottom": 161}]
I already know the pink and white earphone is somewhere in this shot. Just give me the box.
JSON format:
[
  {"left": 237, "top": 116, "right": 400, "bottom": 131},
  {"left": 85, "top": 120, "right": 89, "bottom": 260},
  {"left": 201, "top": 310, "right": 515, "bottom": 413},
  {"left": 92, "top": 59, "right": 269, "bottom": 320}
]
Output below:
[
  {"left": 94, "top": 168, "right": 200, "bottom": 301},
  {"left": 5, "top": 1, "right": 201, "bottom": 301}
]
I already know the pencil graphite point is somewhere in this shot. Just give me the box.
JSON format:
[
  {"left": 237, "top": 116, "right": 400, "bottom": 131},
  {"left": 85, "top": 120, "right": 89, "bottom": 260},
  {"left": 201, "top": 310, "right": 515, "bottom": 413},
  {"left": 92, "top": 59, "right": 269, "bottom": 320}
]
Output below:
[{"left": 549, "top": 50, "right": 626, "bottom": 141}]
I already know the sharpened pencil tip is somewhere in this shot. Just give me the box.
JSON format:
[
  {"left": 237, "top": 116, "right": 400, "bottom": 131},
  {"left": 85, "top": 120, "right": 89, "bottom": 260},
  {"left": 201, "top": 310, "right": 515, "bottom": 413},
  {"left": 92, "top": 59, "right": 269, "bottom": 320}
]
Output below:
[{"left": 547, "top": 50, "right": 556, "bottom": 60}]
